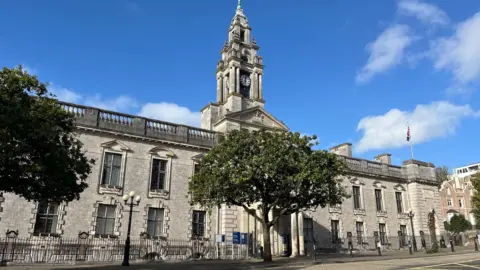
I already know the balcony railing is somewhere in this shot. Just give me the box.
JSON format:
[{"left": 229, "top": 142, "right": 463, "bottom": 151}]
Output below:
[{"left": 60, "top": 101, "right": 217, "bottom": 148}]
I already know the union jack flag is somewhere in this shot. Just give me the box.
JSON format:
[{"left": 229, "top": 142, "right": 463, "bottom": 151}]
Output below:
[{"left": 407, "top": 126, "right": 411, "bottom": 142}]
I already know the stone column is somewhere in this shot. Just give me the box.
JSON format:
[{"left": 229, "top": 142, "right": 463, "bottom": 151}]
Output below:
[
  {"left": 223, "top": 76, "right": 229, "bottom": 100},
  {"left": 290, "top": 213, "right": 299, "bottom": 257},
  {"left": 258, "top": 74, "right": 263, "bottom": 99},
  {"left": 252, "top": 73, "right": 258, "bottom": 99},
  {"left": 216, "top": 77, "right": 222, "bottom": 102},
  {"left": 230, "top": 67, "right": 235, "bottom": 94},
  {"left": 236, "top": 67, "right": 240, "bottom": 93},
  {"left": 298, "top": 215, "right": 305, "bottom": 255}
]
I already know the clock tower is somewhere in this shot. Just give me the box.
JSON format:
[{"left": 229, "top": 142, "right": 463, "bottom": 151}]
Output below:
[{"left": 201, "top": 1, "right": 287, "bottom": 132}]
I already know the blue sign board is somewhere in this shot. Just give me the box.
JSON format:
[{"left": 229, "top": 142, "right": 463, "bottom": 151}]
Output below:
[
  {"left": 241, "top": 233, "right": 248, "bottom": 244},
  {"left": 232, "top": 231, "right": 241, "bottom": 244}
]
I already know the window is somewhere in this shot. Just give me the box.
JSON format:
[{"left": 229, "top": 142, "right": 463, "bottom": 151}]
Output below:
[
  {"left": 331, "top": 220, "right": 340, "bottom": 243},
  {"left": 447, "top": 198, "right": 452, "bottom": 207},
  {"left": 240, "top": 30, "right": 245, "bottom": 41},
  {"left": 356, "top": 222, "right": 364, "bottom": 244},
  {"left": 395, "top": 192, "right": 403, "bottom": 213},
  {"left": 379, "top": 223, "right": 387, "bottom": 245},
  {"left": 95, "top": 204, "right": 116, "bottom": 236},
  {"left": 192, "top": 210, "right": 206, "bottom": 237},
  {"left": 375, "top": 189, "right": 383, "bottom": 211},
  {"left": 34, "top": 202, "right": 59, "bottom": 235},
  {"left": 353, "top": 186, "right": 361, "bottom": 209},
  {"left": 459, "top": 199, "right": 464, "bottom": 208},
  {"left": 303, "top": 218, "right": 314, "bottom": 242},
  {"left": 150, "top": 159, "right": 168, "bottom": 191},
  {"left": 399, "top": 225, "right": 407, "bottom": 248},
  {"left": 147, "top": 208, "right": 164, "bottom": 237},
  {"left": 101, "top": 152, "right": 122, "bottom": 187}
]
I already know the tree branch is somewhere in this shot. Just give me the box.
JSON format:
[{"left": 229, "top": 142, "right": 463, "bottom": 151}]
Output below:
[{"left": 241, "top": 204, "right": 262, "bottom": 223}]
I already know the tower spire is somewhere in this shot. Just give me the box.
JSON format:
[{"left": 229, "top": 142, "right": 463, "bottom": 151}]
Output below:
[{"left": 237, "top": 0, "right": 241, "bottom": 10}]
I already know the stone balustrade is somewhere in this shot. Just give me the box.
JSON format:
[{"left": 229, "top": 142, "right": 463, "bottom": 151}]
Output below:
[
  {"left": 60, "top": 101, "right": 217, "bottom": 148},
  {"left": 341, "top": 156, "right": 405, "bottom": 180}
]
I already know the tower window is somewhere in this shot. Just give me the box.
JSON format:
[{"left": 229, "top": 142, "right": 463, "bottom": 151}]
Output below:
[{"left": 240, "top": 30, "right": 245, "bottom": 41}]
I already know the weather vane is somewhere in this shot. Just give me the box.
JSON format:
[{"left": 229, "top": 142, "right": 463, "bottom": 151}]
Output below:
[{"left": 237, "top": 0, "right": 242, "bottom": 10}]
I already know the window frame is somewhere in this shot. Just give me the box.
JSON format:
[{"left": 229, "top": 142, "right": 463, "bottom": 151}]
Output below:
[
  {"left": 395, "top": 192, "right": 404, "bottom": 213},
  {"left": 147, "top": 207, "right": 165, "bottom": 238},
  {"left": 352, "top": 186, "right": 362, "bottom": 210},
  {"left": 355, "top": 221, "right": 364, "bottom": 245},
  {"left": 95, "top": 204, "right": 117, "bottom": 237},
  {"left": 150, "top": 158, "right": 168, "bottom": 191},
  {"left": 378, "top": 223, "right": 387, "bottom": 245},
  {"left": 374, "top": 189, "right": 383, "bottom": 211},
  {"left": 331, "top": 220, "right": 340, "bottom": 243},
  {"left": 147, "top": 147, "right": 174, "bottom": 199},
  {"left": 33, "top": 202, "right": 60, "bottom": 236},
  {"left": 100, "top": 152, "right": 123, "bottom": 188},
  {"left": 192, "top": 210, "right": 206, "bottom": 238}
]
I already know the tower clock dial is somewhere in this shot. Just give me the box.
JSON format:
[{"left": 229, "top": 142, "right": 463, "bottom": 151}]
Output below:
[{"left": 240, "top": 74, "right": 251, "bottom": 87}]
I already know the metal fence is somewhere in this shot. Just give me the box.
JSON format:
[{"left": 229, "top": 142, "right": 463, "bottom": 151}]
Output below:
[
  {"left": 0, "top": 234, "right": 250, "bottom": 264},
  {"left": 303, "top": 234, "right": 448, "bottom": 256}
]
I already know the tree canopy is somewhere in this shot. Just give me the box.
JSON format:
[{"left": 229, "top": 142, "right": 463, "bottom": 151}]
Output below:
[
  {"left": 0, "top": 66, "right": 94, "bottom": 202},
  {"left": 189, "top": 128, "right": 348, "bottom": 261},
  {"left": 435, "top": 166, "right": 449, "bottom": 187},
  {"left": 471, "top": 172, "right": 480, "bottom": 224},
  {"left": 445, "top": 214, "right": 471, "bottom": 235}
]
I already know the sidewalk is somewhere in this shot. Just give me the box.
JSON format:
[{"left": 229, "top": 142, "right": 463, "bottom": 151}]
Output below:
[{"left": 2, "top": 246, "right": 478, "bottom": 270}]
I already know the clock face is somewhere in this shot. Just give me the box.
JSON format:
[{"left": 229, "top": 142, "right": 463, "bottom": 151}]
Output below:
[{"left": 240, "top": 74, "right": 251, "bottom": 87}]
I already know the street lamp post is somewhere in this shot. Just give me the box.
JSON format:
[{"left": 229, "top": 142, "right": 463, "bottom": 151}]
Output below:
[
  {"left": 408, "top": 209, "right": 417, "bottom": 252},
  {"left": 122, "top": 191, "right": 141, "bottom": 267}
]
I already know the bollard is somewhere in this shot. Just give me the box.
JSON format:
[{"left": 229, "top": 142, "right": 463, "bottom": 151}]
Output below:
[
  {"left": 450, "top": 240, "right": 455, "bottom": 252},
  {"left": 312, "top": 242, "right": 316, "bottom": 261},
  {"left": 349, "top": 243, "right": 353, "bottom": 257},
  {"left": 377, "top": 241, "right": 382, "bottom": 256},
  {"left": 409, "top": 240, "right": 413, "bottom": 255},
  {"left": 475, "top": 236, "right": 479, "bottom": 252}
]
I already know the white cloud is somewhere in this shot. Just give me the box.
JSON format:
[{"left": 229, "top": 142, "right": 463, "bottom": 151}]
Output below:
[
  {"left": 49, "top": 84, "right": 82, "bottom": 103},
  {"left": 355, "top": 101, "right": 480, "bottom": 153},
  {"left": 356, "top": 24, "right": 416, "bottom": 84},
  {"left": 397, "top": 0, "right": 449, "bottom": 26},
  {"left": 84, "top": 94, "right": 139, "bottom": 112},
  {"left": 430, "top": 12, "right": 480, "bottom": 94},
  {"left": 138, "top": 102, "right": 201, "bottom": 127}
]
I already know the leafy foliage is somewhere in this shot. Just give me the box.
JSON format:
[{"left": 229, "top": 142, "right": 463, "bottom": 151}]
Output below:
[
  {"left": 435, "top": 166, "right": 449, "bottom": 187},
  {"left": 189, "top": 128, "right": 348, "bottom": 261},
  {"left": 445, "top": 214, "right": 472, "bottom": 235},
  {"left": 471, "top": 172, "right": 480, "bottom": 223},
  {"left": 0, "top": 66, "right": 95, "bottom": 202}
]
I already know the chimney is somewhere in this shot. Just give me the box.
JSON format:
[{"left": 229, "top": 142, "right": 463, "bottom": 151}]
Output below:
[
  {"left": 329, "top": 143, "right": 352, "bottom": 158},
  {"left": 375, "top": 153, "right": 392, "bottom": 165}
]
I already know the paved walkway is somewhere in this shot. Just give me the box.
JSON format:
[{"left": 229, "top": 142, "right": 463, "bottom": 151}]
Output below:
[{"left": 1, "top": 247, "right": 478, "bottom": 270}]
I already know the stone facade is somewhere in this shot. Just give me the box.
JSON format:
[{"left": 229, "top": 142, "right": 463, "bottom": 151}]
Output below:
[
  {"left": 0, "top": 2, "right": 444, "bottom": 259},
  {"left": 439, "top": 174, "right": 476, "bottom": 226}
]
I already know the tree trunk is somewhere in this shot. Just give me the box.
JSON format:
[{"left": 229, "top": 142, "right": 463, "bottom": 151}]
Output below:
[{"left": 262, "top": 223, "right": 272, "bottom": 262}]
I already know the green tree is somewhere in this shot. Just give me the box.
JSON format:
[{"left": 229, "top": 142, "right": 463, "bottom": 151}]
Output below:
[
  {"left": 189, "top": 129, "right": 348, "bottom": 262},
  {"left": 445, "top": 214, "right": 471, "bottom": 236},
  {"left": 0, "top": 66, "right": 94, "bottom": 202},
  {"left": 435, "top": 166, "right": 449, "bottom": 187},
  {"left": 471, "top": 172, "right": 480, "bottom": 224}
]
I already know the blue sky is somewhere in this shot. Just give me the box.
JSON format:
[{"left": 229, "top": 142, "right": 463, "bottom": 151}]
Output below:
[{"left": 1, "top": 0, "right": 479, "bottom": 171}]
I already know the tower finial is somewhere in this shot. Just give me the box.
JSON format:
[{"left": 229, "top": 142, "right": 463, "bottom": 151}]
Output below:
[{"left": 237, "top": 0, "right": 241, "bottom": 10}]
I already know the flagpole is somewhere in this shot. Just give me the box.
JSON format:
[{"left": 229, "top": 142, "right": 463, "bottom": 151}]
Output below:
[
  {"left": 409, "top": 139, "right": 414, "bottom": 160},
  {"left": 407, "top": 122, "right": 414, "bottom": 160}
]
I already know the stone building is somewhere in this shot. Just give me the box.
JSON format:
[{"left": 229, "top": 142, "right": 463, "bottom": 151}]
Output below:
[
  {"left": 0, "top": 2, "right": 443, "bottom": 258},
  {"left": 439, "top": 163, "right": 479, "bottom": 226}
]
